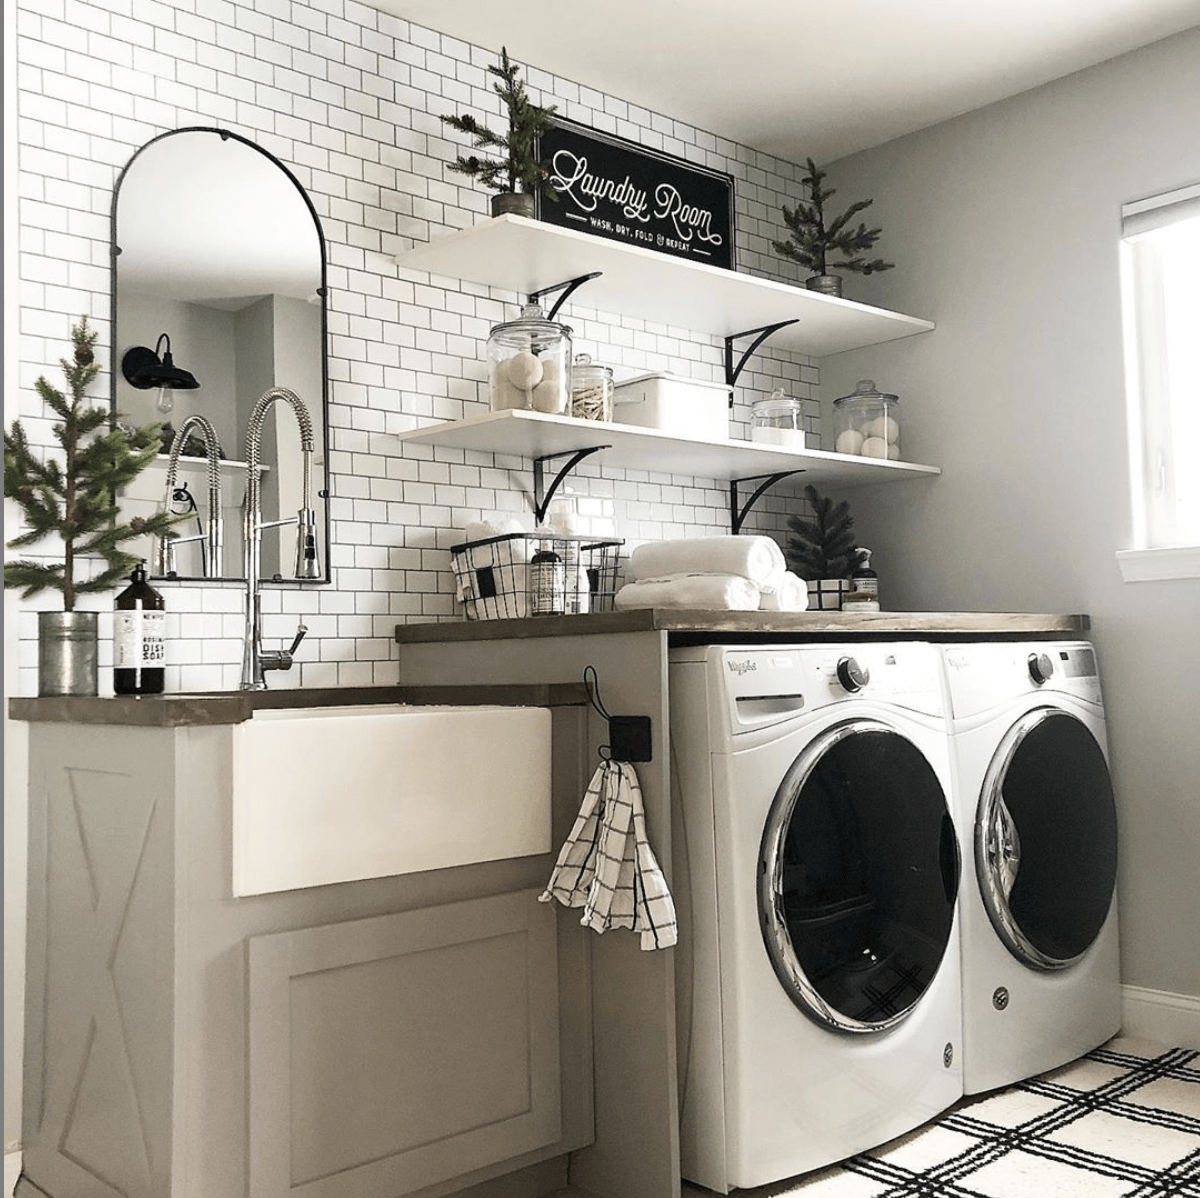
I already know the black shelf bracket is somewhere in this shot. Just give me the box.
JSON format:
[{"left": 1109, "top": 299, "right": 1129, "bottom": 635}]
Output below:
[
  {"left": 532, "top": 445, "right": 610, "bottom": 525},
  {"left": 723, "top": 319, "right": 800, "bottom": 403},
  {"left": 729, "top": 469, "right": 806, "bottom": 534},
  {"left": 528, "top": 272, "right": 604, "bottom": 320}
]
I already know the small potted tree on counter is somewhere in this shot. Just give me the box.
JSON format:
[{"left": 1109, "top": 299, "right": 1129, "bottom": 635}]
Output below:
[
  {"left": 440, "top": 46, "right": 557, "bottom": 218},
  {"left": 4, "top": 316, "right": 180, "bottom": 695},
  {"left": 772, "top": 159, "right": 893, "bottom": 297},
  {"left": 785, "top": 484, "right": 859, "bottom": 610}
]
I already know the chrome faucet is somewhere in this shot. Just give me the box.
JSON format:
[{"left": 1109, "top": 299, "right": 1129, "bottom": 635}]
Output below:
[
  {"left": 157, "top": 414, "right": 223, "bottom": 577},
  {"left": 239, "top": 386, "right": 322, "bottom": 690}
]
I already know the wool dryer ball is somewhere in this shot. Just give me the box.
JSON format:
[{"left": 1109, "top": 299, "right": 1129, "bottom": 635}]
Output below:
[
  {"left": 531, "top": 379, "right": 564, "bottom": 412},
  {"left": 863, "top": 414, "right": 900, "bottom": 443},
  {"left": 835, "top": 428, "right": 865, "bottom": 455},
  {"left": 861, "top": 436, "right": 891, "bottom": 458},
  {"left": 505, "top": 351, "right": 544, "bottom": 389}
]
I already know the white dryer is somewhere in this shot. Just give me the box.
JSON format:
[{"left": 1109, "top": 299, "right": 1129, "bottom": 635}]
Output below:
[
  {"left": 670, "top": 642, "right": 963, "bottom": 1194},
  {"left": 941, "top": 641, "right": 1120, "bottom": 1095}
]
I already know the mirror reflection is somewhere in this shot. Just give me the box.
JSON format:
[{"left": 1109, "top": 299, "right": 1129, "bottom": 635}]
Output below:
[{"left": 113, "top": 127, "right": 330, "bottom": 583}]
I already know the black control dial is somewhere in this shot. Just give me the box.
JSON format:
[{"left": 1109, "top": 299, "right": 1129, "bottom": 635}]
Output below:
[
  {"left": 1028, "top": 652, "right": 1055, "bottom": 685},
  {"left": 836, "top": 656, "right": 870, "bottom": 693}
]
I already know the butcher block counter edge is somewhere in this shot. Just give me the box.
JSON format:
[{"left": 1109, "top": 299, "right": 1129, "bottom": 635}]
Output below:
[
  {"left": 393, "top": 609, "right": 1091, "bottom": 644},
  {"left": 9, "top": 681, "right": 589, "bottom": 727}
]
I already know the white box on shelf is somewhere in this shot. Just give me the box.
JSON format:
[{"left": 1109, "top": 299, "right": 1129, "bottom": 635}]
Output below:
[{"left": 613, "top": 372, "right": 731, "bottom": 441}]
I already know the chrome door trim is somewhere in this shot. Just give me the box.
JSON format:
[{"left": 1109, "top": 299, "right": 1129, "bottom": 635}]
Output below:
[
  {"left": 976, "top": 707, "right": 1096, "bottom": 971},
  {"left": 759, "top": 718, "right": 917, "bottom": 1035}
]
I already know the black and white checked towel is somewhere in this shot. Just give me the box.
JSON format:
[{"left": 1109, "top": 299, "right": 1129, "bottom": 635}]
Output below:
[{"left": 539, "top": 759, "right": 678, "bottom": 950}]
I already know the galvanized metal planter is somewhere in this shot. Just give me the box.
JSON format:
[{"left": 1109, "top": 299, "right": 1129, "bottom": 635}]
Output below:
[
  {"left": 805, "top": 274, "right": 843, "bottom": 298},
  {"left": 38, "top": 610, "right": 99, "bottom": 696},
  {"left": 490, "top": 192, "right": 535, "bottom": 219}
]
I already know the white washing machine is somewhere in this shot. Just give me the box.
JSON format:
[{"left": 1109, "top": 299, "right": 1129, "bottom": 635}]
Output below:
[
  {"left": 941, "top": 641, "right": 1120, "bottom": 1095},
  {"left": 670, "top": 642, "right": 963, "bottom": 1194}
]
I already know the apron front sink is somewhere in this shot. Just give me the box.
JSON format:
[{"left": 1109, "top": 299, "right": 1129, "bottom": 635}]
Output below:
[{"left": 232, "top": 704, "right": 552, "bottom": 896}]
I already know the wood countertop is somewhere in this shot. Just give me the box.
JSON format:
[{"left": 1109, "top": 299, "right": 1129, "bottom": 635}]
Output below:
[
  {"left": 9, "top": 681, "right": 589, "bottom": 727},
  {"left": 393, "top": 608, "right": 1091, "bottom": 644}
]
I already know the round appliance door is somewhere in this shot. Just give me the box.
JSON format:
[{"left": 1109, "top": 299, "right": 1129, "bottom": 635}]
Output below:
[
  {"left": 976, "top": 707, "right": 1117, "bottom": 971},
  {"left": 759, "top": 719, "right": 960, "bottom": 1034}
]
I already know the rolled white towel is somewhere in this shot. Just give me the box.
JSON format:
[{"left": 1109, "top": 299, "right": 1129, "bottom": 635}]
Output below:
[
  {"left": 759, "top": 571, "right": 810, "bottom": 612},
  {"left": 614, "top": 573, "right": 760, "bottom": 612},
  {"left": 627, "top": 535, "right": 785, "bottom": 588}
]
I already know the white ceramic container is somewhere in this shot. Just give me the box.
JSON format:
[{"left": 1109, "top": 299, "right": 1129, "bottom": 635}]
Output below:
[{"left": 613, "top": 371, "right": 731, "bottom": 441}]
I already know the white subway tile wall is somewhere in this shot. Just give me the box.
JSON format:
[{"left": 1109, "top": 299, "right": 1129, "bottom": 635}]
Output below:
[{"left": 11, "top": 0, "right": 820, "bottom": 695}]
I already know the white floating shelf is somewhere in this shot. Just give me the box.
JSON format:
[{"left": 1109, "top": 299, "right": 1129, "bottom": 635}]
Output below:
[
  {"left": 396, "top": 409, "right": 940, "bottom": 487},
  {"left": 396, "top": 215, "right": 934, "bottom": 359}
]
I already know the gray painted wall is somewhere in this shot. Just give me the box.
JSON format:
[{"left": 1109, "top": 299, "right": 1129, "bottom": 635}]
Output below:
[{"left": 819, "top": 26, "right": 1200, "bottom": 999}]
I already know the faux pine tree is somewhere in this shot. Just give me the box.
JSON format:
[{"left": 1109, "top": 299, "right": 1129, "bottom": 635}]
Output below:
[
  {"left": 785, "top": 484, "right": 859, "bottom": 580},
  {"left": 4, "top": 316, "right": 179, "bottom": 610},
  {"left": 773, "top": 159, "right": 894, "bottom": 280},
  {"left": 440, "top": 47, "right": 557, "bottom": 196}
]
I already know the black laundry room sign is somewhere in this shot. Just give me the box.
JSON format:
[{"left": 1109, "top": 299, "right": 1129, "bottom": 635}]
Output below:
[{"left": 536, "top": 118, "right": 736, "bottom": 270}]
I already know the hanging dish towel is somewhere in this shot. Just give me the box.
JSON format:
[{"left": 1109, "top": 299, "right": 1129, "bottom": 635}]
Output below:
[{"left": 539, "top": 759, "right": 678, "bottom": 950}]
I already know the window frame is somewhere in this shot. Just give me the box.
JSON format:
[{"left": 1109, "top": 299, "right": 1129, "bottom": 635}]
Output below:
[{"left": 1117, "top": 181, "right": 1200, "bottom": 583}]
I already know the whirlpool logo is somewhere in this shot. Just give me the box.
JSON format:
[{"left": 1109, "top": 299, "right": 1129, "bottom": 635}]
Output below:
[{"left": 726, "top": 658, "right": 758, "bottom": 676}]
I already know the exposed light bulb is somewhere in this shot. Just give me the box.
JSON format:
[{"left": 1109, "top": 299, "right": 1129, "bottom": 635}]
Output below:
[{"left": 155, "top": 385, "right": 174, "bottom": 414}]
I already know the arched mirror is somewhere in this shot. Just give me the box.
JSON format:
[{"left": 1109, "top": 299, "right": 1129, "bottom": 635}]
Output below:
[{"left": 113, "top": 127, "right": 330, "bottom": 583}]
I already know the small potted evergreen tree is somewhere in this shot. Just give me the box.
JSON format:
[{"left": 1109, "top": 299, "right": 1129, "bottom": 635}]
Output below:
[
  {"left": 773, "top": 159, "right": 893, "bottom": 297},
  {"left": 785, "top": 484, "right": 860, "bottom": 610},
  {"left": 4, "top": 316, "right": 180, "bottom": 694},
  {"left": 440, "top": 46, "right": 557, "bottom": 218}
]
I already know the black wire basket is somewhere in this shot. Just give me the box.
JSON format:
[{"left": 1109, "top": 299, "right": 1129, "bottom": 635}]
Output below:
[{"left": 449, "top": 532, "right": 623, "bottom": 620}]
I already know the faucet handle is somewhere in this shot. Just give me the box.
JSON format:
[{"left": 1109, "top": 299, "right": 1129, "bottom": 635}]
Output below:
[
  {"left": 259, "top": 621, "right": 309, "bottom": 675},
  {"left": 287, "top": 622, "right": 308, "bottom": 657}
]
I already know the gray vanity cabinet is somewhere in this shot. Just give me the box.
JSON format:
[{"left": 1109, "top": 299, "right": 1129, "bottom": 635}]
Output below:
[{"left": 17, "top": 704, "right": 593, "bottom": 1198}]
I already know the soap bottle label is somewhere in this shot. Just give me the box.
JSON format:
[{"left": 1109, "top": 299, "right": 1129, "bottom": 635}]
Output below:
[{"left": 529, "top": 547, "right": 566, "bottom": 616}]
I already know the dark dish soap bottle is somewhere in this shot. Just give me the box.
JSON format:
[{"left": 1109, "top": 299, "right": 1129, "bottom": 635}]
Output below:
[
  {"left": 114, "top": 560, "right": 166, "bottom": 694},
  {"left": 845, "top": 547, "right": 881, "bottom": 612}
]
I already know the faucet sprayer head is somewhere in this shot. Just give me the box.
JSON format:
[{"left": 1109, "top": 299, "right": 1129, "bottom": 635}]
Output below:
[{"left": 294, "top": 508, "right": 322, "bottom": 579}]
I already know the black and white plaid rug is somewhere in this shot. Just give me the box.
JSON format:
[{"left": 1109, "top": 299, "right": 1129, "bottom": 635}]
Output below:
[{"left": 685, "top": 1037, "right": 1200, "bottom": 1198}]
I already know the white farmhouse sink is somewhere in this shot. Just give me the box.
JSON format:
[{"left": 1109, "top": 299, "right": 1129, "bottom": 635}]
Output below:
[{"left": 232, "top": 704, "right": 552, "bottom": 896}]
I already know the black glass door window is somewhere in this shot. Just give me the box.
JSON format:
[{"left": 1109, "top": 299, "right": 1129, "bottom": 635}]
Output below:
[
  {"left": 977, "top": 709, "right": 1117, "bottom": 969},
  {"left": 759, "top": 722, "right": 959, "bottom": 1034}
]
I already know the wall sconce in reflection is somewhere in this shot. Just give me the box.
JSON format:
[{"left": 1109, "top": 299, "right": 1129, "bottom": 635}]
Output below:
[{"left": 121, "top": 333, "right": 200, "bottom": 414}]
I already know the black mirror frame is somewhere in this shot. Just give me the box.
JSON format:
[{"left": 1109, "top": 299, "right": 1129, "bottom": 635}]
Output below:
[{"left": 110, "top": 125, "right": 332, "bottom": 586}]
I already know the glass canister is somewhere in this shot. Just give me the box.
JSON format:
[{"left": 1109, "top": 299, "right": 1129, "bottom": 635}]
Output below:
[
  {"left": 833, "top": 379, "right": 901, "bottom": 459},
  {"left": 569, "top": 353, "right": 614, "bottom": 421},
  {"left": 487, "top": 302, "right": 572, "bottom": 415},
  {"left": 751, "top": 387, "right": 807, "bottom": 448}
]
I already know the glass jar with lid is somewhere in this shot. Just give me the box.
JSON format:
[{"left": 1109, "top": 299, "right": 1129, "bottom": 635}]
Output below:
[
  {"left": 487, "top": 302, "right": 572, "bottom": 414},
  {"left": 833, "top": 379, "right": 900, "bottom": 458},
  {"left": 569, "top": 353, "right": 614, "bottom": 421},
  {"left": 751, "top": 387, "right": 807, "bottom": 448}
]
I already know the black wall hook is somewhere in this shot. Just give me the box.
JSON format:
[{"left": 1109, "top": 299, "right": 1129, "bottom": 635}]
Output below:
[{"left": 583, "top": 665, "right": 653, "bottom": 763}]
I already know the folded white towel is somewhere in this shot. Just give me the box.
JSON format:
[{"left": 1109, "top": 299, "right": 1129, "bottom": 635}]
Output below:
[
  {"left": 759, "top": 570, "right": 810, "bottom": 612},
  {"left": 627, "top": 535, "right": 785, "bottom": 588},
  {"left": 614, "top": 573, "right": 760, "bottom": 611},
  {"left": 539, "top": 760, "right": 677, "bottom": 951},
  {"left": 463, "top": 517, "right": 530, "bottom": 561},
  {"left": 457, "top": 561, "right": 528, "bottom": 618}
]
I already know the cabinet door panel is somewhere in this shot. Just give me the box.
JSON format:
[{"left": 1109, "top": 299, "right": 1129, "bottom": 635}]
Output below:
[{"left": 247, "top": 890, "right": 561, "bottom": 1198}]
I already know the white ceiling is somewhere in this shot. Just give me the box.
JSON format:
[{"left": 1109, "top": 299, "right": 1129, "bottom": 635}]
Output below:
[{"left": 375, "top": 0, "right": 1200, "bottom": 163}]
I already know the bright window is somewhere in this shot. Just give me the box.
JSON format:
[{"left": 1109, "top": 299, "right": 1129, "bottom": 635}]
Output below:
[{"left": 1118, "top": 182, "right": 1200, "bottom": 581}]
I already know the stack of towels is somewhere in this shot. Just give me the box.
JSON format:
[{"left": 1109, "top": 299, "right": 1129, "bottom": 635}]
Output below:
[{"left": 614, "top": 535, "right": 808, "bottom": 612}]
